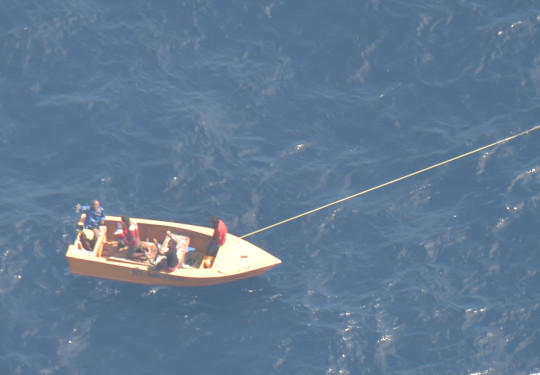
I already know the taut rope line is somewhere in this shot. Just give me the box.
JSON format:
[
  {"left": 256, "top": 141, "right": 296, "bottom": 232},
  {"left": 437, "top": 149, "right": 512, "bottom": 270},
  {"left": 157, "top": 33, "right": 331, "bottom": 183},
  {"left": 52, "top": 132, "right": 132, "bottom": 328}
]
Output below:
[{"left": 240, "top": 124, "right": 540, "bottom": 239}]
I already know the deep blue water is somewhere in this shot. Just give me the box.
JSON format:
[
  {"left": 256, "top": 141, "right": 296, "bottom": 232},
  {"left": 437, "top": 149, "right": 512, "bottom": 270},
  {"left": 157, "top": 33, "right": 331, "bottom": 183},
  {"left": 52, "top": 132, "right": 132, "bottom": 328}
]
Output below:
[{"left": 1, "top": 1, "right": 540, "bottom": 374}]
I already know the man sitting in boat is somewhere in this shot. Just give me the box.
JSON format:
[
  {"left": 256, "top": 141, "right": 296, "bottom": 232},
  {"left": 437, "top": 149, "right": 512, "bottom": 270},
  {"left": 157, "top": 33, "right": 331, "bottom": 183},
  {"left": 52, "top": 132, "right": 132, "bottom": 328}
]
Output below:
[
  {"left": 152, "top": 231, "right": 180, "bottom": 272},
  {"left": 80, "top": 228, "right": 96, "bottom": 251},
  {"left": 207, "top": 215, "right": 227, "bottom": 257},
  {"left": 116, "top": 216, "right": 150, "bottom": 260}
]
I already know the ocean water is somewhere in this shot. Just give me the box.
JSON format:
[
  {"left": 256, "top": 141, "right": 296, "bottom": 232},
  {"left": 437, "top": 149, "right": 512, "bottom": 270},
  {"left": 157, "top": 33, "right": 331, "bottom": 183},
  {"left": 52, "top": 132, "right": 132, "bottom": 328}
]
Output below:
[{"left": 1, "top": 1, "right": 540, "bottom": 374}]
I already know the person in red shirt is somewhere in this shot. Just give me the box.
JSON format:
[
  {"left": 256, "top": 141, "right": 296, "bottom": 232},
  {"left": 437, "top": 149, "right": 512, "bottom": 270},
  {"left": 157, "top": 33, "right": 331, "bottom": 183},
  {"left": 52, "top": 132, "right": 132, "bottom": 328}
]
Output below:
[
  {"left": 116, "top": 216, "right": 149, "bottom": 260},
  {"left": 207, "top": 215, "right": 227, "bottom": 257}
]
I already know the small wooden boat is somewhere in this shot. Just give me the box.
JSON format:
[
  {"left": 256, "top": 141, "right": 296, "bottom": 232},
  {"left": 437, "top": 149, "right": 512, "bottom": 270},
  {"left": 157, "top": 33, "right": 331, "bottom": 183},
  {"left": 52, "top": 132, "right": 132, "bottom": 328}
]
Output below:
[{"left": 66, "top": 215, "right": 281, "bottom": 287}]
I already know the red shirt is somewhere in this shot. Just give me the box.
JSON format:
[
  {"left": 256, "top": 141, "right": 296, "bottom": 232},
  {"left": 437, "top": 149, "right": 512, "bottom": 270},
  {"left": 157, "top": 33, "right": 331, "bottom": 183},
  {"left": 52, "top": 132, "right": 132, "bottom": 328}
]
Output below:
[
  {"left": 126, "top": 223, "right": 140, "bottom": 247},
  {"left": 117, "top": 222, "right": 140, "bottom": 247},
  {"left": 212, "top": 220, "right": 227, "bottom": 245}
]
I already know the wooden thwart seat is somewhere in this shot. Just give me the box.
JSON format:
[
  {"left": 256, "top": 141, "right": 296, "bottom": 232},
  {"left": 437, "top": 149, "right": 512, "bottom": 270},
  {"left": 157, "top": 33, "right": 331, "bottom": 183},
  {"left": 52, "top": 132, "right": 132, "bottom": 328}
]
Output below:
[{"left": 93, "top": 226, "right": 107, "bottom": 256}]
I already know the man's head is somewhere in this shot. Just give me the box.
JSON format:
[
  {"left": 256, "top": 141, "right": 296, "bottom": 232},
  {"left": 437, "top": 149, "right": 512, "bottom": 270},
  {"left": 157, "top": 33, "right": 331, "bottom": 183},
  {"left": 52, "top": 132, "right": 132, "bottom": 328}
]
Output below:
[
  {"left": 168, "top": 239, "right": 177, "bottom": 252},
  {"left": 210, "top": 215, "right": 220, "bottom": 227}
]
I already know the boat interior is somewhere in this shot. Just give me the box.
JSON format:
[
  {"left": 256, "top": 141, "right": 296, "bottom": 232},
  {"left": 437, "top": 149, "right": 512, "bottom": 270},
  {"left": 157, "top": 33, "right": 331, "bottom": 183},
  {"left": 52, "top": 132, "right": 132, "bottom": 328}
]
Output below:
[{"left": 75, "top": 216, "right": 214, "bottom": 270}]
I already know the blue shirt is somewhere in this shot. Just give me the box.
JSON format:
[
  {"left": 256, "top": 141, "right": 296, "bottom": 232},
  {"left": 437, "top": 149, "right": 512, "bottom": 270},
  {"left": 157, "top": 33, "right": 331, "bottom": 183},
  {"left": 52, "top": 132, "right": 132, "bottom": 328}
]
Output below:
[{"left": 81, "top": 205, "right": 106, "bottom": 228}]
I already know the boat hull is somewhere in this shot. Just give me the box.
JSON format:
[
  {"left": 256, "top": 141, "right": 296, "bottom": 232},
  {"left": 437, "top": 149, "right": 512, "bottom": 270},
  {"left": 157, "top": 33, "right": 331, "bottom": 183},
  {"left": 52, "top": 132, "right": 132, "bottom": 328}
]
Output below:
[{"left": 66, "top": 215, "right": 281, "bottom": 287}]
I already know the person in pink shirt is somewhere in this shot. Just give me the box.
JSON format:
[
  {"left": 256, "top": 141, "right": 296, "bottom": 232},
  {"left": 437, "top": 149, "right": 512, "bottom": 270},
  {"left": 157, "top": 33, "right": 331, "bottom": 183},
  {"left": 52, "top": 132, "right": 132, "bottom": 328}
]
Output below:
[{"left": 207, "top": 215, "right": 227, "bottom": 257}]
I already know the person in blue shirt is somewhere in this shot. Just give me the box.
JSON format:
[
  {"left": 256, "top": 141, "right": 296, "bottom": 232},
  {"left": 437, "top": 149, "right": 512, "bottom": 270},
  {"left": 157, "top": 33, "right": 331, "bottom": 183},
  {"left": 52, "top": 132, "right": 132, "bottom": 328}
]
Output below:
[{"left": 76, "top": 200, "right": 106, "bottom": 250}]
